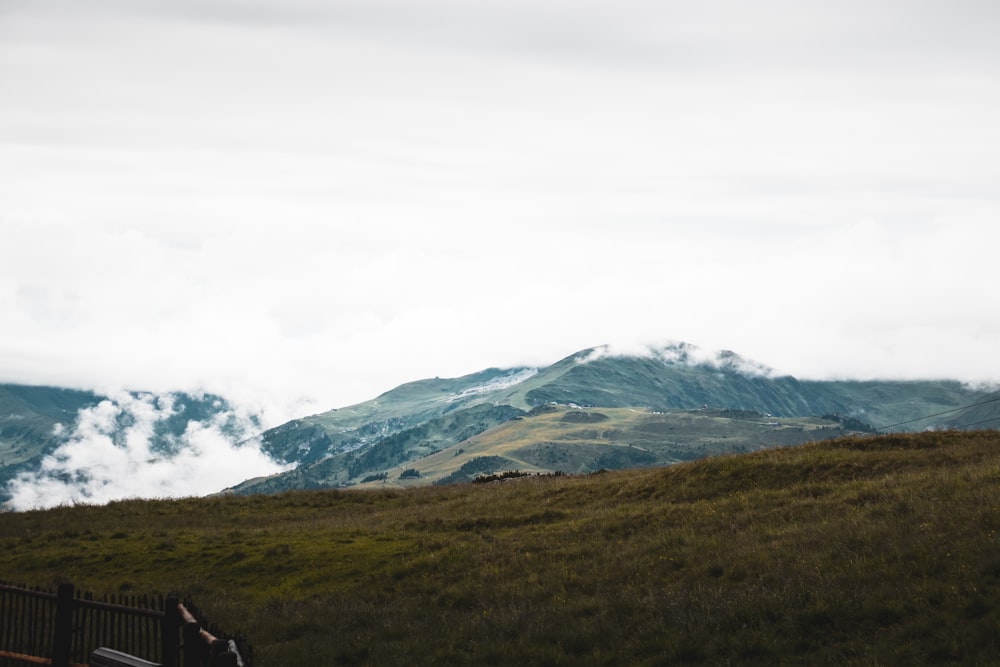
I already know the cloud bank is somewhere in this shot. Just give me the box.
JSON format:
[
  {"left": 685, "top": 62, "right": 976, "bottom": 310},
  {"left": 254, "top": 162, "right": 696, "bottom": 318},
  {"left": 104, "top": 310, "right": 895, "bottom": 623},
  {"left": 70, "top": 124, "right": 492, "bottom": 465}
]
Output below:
[
  {"left": 5, "top": 392, "right": 289, "bottom": 511},
  {"left": 582, "top": 342, "right": 775, "bottom": 378}
]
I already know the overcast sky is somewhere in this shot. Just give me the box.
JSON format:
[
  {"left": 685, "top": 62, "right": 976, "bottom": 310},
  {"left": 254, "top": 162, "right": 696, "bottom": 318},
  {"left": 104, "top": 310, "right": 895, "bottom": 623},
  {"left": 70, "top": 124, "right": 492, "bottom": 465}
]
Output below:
[{"left": 3, "top": 0, "right": 1000, "bottom": 426}]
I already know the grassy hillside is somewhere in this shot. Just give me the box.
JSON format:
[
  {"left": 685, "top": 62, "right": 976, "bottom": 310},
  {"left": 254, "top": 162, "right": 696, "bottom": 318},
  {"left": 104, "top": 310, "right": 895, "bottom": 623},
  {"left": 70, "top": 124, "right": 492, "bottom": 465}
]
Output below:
[
  {"left": 2, "top": 431, "right": 998, "bottom": 665},
  {"left": 393, "top": 407, "right": 854, "bottom": 486}
]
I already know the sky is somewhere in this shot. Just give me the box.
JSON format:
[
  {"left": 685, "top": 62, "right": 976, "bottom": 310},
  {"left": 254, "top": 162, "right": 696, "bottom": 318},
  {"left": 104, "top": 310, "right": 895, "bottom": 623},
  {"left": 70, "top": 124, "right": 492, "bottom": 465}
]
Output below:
[{"left": 3, "top": 0, "right": 1000, "bottom": 431}]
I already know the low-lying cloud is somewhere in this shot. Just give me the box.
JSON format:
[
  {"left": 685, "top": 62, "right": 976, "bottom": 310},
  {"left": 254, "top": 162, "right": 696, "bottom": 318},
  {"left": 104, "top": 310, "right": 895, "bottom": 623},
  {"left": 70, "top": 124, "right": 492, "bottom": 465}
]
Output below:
[
  {"left": 581, "top": 342, "right": 775, "bottom": 378},
  {"left": 5, "top": 391, "right": 289, "bottom": 511}
]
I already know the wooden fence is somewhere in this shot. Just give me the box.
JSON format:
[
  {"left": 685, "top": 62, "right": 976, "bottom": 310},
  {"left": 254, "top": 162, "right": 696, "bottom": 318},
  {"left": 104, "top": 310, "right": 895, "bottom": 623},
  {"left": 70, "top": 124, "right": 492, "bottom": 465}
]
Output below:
[{"left": 0, "top": 583, "right": 250, "bottom": 667}]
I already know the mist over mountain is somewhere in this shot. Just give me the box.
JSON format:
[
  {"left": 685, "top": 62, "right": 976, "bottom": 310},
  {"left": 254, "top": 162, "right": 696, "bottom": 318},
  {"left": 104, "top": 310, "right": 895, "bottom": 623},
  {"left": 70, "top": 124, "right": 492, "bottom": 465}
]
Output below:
[
  {"left": 2, "top": 342, "right": 994, "bottom": 509},
  {"left": 1, "top": 387, "right": 286, "bottom": 509}
]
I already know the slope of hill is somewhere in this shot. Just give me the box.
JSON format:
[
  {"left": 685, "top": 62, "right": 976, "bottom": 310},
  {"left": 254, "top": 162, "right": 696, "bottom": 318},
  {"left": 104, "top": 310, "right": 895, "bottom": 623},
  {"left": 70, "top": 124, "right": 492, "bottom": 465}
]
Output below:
[
  {"left": 238, "top": 407, "right": 858, "bottom": 492},
  {"left": 0, "top": 384, "right": 103, "bottom": 483},
  {"left": 2, "top": 430, "right": 998, "bottom": 666},
  {"left": 941, "top": 390, "right": 1000, "bottom": 430},
  {"left": 239, "top": 343, "right": 988, "bottom": 494},
  {"left": 257, "top": 366, "right": 539, "bottom": 464}
]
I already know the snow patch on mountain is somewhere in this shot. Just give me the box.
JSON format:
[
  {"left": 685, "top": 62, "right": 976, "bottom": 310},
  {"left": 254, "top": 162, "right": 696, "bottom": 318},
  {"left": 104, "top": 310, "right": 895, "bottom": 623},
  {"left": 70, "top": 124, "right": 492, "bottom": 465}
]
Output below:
[{"left": 443, "top": 368, "right": 539, "bottom": 403}]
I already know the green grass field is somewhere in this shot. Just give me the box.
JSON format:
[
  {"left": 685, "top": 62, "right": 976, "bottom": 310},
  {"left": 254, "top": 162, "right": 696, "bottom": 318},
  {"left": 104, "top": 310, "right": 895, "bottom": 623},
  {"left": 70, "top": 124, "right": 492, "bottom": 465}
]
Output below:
[{"left": 2, "top": 430, "right": 998, "bottom": 665}]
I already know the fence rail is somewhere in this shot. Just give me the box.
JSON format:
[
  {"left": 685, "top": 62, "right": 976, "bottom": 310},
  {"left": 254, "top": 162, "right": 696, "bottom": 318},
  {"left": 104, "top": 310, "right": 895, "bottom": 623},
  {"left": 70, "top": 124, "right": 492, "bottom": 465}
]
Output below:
[
  {"left": 0, "top": 585, "right": 60, "bottom": 666},
  {"left": 0, "top": 583, "right": 250, "bottom": 667}
]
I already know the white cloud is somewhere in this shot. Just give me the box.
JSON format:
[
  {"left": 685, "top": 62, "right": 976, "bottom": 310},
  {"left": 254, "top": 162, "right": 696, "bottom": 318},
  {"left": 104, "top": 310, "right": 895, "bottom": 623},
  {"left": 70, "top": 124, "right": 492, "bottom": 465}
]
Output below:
[{"left": 4, "top": 392, "right": 289, "bottom": 511}]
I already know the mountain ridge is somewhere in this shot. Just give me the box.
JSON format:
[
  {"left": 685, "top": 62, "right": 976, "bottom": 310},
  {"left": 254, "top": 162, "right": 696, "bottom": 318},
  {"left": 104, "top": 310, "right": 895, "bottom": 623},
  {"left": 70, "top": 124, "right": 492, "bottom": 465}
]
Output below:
[
  {"left": 237, "top": 343, "right": 991, "bottom": 494},
  {"left": 2, "top": 342, "right": 996, "bottom": 503}
]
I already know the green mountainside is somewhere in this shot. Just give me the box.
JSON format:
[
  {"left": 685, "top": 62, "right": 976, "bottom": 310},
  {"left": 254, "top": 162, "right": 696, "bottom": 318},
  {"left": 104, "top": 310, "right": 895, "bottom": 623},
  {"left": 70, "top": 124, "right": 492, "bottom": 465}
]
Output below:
[
  {"left": 0, "top": 384, "right": 102, "bottom": 484},
  {"left": 234, "top": 344, "right": 989, "bottom": 494},
  {"left": 942, "top": 390, "right": 1000, "bottom": 430}
]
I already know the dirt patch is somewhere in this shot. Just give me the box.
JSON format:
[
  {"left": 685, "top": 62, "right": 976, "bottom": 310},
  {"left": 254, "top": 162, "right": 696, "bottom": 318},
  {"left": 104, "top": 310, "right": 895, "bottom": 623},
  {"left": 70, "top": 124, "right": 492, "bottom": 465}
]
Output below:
[{"left": 560, "top": 411, "right": 610, "bottom": 424}]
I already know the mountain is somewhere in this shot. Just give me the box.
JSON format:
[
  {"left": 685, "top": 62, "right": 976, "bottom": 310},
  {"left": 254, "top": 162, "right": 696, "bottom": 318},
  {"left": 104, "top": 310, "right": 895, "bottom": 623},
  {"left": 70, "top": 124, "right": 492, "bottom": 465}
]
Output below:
[
  {"left": 231, "top": 343, "right": 989, "bottom": 494},
  {"left": 2, "top": 343, "right": 991, "bottom": 501}
]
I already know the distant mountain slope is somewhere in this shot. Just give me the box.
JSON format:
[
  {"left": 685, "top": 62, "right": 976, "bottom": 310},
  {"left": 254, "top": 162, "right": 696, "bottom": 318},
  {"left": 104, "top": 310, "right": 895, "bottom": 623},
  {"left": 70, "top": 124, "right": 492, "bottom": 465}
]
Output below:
[
  {"left": 940, "top": 390, "right": 1000, "bottom": 430},
  {"left": 0, "top": 384, "right": 102, "bottom": 473},
  {"left": 259, "top": 367, "right": 538, "bottom": 464},
  {"left": 236, "top": 343, "right": 989, "bottom": 494}
]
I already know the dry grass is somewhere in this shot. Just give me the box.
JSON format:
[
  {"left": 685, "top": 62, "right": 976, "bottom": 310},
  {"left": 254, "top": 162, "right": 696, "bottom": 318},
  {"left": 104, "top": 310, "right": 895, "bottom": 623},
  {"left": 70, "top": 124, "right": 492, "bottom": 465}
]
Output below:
[{"left": 1, "top": 431, "right": 998, "bottom": 665}]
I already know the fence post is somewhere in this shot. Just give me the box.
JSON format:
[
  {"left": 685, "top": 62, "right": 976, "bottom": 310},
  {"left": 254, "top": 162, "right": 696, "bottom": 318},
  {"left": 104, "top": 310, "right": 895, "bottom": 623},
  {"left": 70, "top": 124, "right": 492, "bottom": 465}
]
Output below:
[
  {"left": 162, "top": 595, "right": 181, "bottom": 667},
  {"left": 51, "top": 583, "right": 74, "bottom": 667},
  {"left": 183, "top": 620, "right": 202, "bottom": 667}
]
